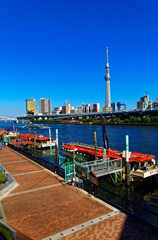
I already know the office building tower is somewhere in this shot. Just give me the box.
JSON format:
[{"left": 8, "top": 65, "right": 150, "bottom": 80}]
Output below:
[
  {"left": 26, "top": 98, "right": 37, "bottom": 116},
  {"left": 40, "top": 98, "right": 51, "bottom": 115},
  {"left": 111, "top": 102, "right": 117, "bottom": 112},
  {"left": 103, "top": 47, "right": 112, "bottom": 112}
]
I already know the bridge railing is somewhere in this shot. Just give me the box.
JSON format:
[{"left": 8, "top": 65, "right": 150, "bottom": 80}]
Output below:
[{"left": 75, "top": 158, "right": 122, "bottom": 178}]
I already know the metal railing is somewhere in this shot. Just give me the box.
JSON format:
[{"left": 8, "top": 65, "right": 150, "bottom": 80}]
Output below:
[
  {"left": 8, "top": 144, "right": 65, "bottom": 179},
  {"left": 75, "top": 158, "right": 122, "bottom": 178},
  {"left": 81, "top": 178, "right": 158, "bottom": 229},
  {"left": 8, "top": 144, "right": 158, "bottom": 230}
]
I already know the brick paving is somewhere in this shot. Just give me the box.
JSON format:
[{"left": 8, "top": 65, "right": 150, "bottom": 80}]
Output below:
[
  {"left": 3, "top": 186, "right": 111, "bottom": 239},
  {"left": 2, "top": 160, "right": 42, "bottom": 175},
  {"left": 0, "top": 147, "right": 111, "bottom": 239},
  {"left": 61, "top": 214, "right": 158, "bottom": 240},
  {"left": 12, "top": 170, "right": 60, "bottom": 193},
  {"left": 0, "top": 147, "right": 158, "bottom": 240},
  {"left": 0, "top": 153, "right": 27, "bottom": 163}
]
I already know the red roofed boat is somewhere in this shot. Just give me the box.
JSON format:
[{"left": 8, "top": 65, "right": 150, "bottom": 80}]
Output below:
[
  {"left": 12, "top": 133, "right": 56, "bottom": 149},
  {"left": 62, "top": 142, "right": 158, "bottom": 179}
]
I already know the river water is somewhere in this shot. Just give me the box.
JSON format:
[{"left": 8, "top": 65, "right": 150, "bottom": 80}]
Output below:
[{"left": 1, "top": 121, "right": 158, "bottom": 212}]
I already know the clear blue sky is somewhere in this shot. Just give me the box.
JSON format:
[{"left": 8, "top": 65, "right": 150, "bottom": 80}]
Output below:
[{"left": 0, "top": 0, "right": 158, "bottom": 117}]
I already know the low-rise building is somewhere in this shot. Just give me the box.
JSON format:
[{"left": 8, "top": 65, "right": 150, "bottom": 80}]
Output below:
[
  {"left": 137, "top": 95, "right": 152, "bottom": 110},
  {"left": 62, "top": 104, "right": 70, "bottom": 114},
  {"left": 52, "top": 107, "right": 62, "bottom": 114},
  {"left": 117, "top": 102, "right": 126, "bottom": 111},
  {"left": 152, "top": 97, "right": 158, "bottom": 109},
  {"left": 82, "top": 103, "right": 100, "bottom": 113}
]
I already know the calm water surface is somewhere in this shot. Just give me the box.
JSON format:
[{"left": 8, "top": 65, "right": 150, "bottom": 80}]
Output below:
[{"left": 1, "top": 121, "right": 158, "bottom": 211}]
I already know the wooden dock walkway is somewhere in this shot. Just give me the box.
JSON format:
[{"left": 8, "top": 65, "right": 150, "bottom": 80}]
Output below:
[{"left": 0, "top": 146, "right": 157, "bottom": 240}]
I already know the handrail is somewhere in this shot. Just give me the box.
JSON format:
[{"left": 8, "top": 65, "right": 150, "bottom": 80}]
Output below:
[{"left": 97, "top": 185, "right": 158, "bottom": 216}]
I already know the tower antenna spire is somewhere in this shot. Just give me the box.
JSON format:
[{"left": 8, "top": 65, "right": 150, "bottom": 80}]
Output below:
[{"left": 106, "top": 47, "right": 109, "bottom": 63}]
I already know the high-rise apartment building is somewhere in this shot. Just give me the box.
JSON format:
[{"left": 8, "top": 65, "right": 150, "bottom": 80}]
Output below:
[
  {"left": 40, "top": 98, "right": 51, "bottom": 115},
  {"left": 26, "top": 98, "right": 37, "bottom": 116}
]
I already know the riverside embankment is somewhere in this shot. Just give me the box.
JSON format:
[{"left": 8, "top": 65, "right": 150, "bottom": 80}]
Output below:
[
  {"left": 0, "top": 146, "right": 158, "bottom": 240},
  {"left": 31, "top": 115, "right": 158, "bottom": 126}
]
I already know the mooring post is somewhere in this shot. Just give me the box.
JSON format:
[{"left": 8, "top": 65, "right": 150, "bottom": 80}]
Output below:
[
  {"left": 94, "top": 132, "right": 97, "bottom": 161},
  {"left": 125, "top": 135, "right": 130, "bottom": 186},
  {"left": 55, "top": 129, "right": 59, "bottom": 165},
  {"left": 103, "top": 148, "right": 106, "bottom": 160},
  {"left": 73, "top": 144, "right": 76, "bottom": 179},
  {"left": 33, "top": 131, "right": 36, "bottom": 147},
  {"left": 49, "top": 128, "right": 53, "bottom": 156},
  {"left": 114, "top": 172, "right": 118, "bottom": 184}
]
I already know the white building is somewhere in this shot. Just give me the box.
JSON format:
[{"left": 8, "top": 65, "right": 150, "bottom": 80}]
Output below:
[
  {"left": 152, "top": 97, "right": 158, "bottom": 109},
  {"left": 137, "top": 95, "right": 152, "bottom": 110},
  {"left": 52, "top": 107, "right": 62, "bottom": 114}
]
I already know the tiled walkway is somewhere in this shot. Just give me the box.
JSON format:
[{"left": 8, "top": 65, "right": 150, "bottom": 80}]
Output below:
[{"left": 0, "top": 147, "right": 157, "bottom": 240}]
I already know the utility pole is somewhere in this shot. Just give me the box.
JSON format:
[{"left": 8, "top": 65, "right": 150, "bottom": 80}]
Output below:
[{"left": 33, "top": 131, "right": 36, "bottom": 147}]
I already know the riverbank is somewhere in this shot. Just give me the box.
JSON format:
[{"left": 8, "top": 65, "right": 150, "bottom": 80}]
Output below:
[
  {"left": 31, "top": 119, "right": 158, "bottom": 126},
  {"left": 0, "top": 147, "right": 158, "bottom": 239}
]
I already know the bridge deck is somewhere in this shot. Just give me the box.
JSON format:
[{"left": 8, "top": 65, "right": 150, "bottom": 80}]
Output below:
[{"left": 75, "top": 158, "right": 122, "bottom": 178}]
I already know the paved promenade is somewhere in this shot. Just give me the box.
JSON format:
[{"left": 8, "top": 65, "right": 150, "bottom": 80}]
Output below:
[{"left": 0, "top": 147, "right": 157, "bottom": 240}]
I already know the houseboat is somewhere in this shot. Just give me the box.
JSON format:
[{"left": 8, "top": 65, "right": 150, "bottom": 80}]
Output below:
[
  {"left": 62, "top": 142, "right": 158, "bottom": 180},
  {"left": 13, "top": 133, "right": 56, "bottom": 149},
  {"left": 0, "top": 130, "right": 19, "bottom": 139}
]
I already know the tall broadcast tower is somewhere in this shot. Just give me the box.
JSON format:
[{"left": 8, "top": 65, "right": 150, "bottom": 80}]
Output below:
[{"left": 103, "top": 47, "right": 112, "bottom": 112}]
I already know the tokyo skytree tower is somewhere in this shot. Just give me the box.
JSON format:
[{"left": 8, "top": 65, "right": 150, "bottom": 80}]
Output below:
[{"left": 104, "top": 47, "right": 111, "bottom": 109}]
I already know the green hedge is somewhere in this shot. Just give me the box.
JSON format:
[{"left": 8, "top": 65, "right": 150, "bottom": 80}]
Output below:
[
  {"left": 0, "top": 223, "right": 14, "bottom": 240},
  {"left": 0, "top": 171, "right": 7, "bottom": 184}
]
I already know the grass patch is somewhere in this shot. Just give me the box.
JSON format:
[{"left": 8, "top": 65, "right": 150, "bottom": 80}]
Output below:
[
  {"left": 0, "top": 223, "right": 14, "bottom": 240},
  {"left": 0, "top": 171, "right": 7, "bottom": 188},
  {"left": 0, "top": 182, "right": 6, "bottom": 188}
]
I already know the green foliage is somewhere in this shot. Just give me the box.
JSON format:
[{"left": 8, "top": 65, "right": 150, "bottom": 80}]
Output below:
[
  {"left": 30, "top": 115, "right": 158, "bottom": 125},
  {"left": 0, "top": 223, "right": 14, "bottom": 240},
  {"left": 0, "top": 171, "right": 7, "bottom": 184},
  {"left": 79, "top": 118, "right": 94, "bottom": 123},
  {"left": 100, "top": 118, "right": 107, "bottom": 123},
  {"left": 151, "top": 116, "right": 158, "bottom": 123},
  {"left": 130, "top": 116, "right": 142, "bottom": 123},
  {"left": 111, "top": 118, "right": 121, "bottom": 123},
  {"left": 142, "top": 117, "right": 151, "bottom": 123},
  {"left": 31, "top": 119, "right": 62, "bottom": 123},
  {"left": 124, "top": 118, "right": 130, "bottom": 123}
]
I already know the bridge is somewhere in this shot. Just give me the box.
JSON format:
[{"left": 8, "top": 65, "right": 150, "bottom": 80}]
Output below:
[
  {"left": 75, "top": 158, "right": 122, "bottom": 178},
  {"left": 16, "top": 109, "right": 158, "bottom": 121},
  {"left": 0, "top": 116, "right": 16, "bottom": 121}
]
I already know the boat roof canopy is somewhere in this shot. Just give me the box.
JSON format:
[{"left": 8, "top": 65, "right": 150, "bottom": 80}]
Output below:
[{"left": 19, "top": 133, "right": 54, "bottom": 141}]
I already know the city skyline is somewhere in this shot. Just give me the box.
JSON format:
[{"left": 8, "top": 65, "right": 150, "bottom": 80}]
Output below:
[{"left": 0, "top": 0, "right": 158, "bottom": 117}]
